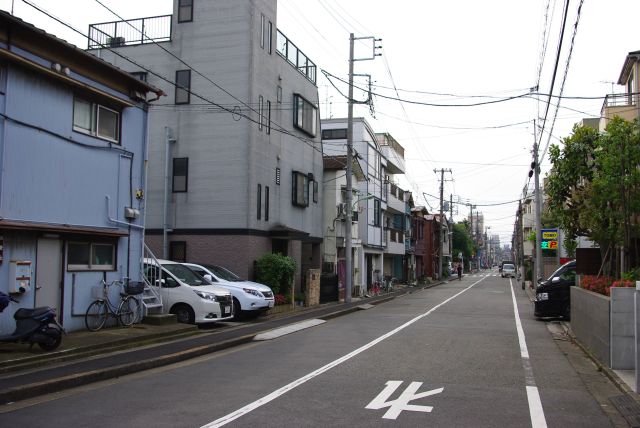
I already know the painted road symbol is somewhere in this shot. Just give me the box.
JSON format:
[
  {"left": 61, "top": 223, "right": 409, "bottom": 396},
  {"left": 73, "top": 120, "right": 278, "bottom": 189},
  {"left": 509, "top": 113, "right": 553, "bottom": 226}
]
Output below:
[{"left": 365, "top": 381, "right": 444, "bottom": 420}]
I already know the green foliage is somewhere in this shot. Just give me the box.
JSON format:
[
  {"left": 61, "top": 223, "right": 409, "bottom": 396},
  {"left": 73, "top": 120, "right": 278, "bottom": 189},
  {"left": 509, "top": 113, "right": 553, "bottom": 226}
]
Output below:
[
  {"left": 621, "top": 268, "right": 640, "bottom": 281},
  {"left": 255, "top": 253, "right": 297, "bottom": 295},
  {"left": 452, "top": 222, "right": 474, "bottom": 269},
  {"left": 563, "top": 237, "right": 578, "bottom": 258},
  {"left": 545, "top": 117, "right": 640, "bottom": 275}
]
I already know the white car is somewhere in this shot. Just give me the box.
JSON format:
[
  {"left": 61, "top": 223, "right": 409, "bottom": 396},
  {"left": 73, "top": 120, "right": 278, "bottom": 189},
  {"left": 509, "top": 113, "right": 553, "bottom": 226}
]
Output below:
[
  {"left": 183, "top": 263, "right": 275, "bottom": 317},
  {"left": 501, "top": 263, "right": 516, "bottom": 278},
  {"left": 143, "top": 259, "right": 233, "bottom": 324}
]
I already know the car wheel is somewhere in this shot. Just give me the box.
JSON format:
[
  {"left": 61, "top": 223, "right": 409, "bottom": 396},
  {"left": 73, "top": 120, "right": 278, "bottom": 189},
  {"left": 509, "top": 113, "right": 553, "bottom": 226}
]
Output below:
[
  {"left": 232, "top": 297, "right": 243, "bottom": 320},
  {"left": 171, "top": 304, "right": 195, "bottom": 324}
]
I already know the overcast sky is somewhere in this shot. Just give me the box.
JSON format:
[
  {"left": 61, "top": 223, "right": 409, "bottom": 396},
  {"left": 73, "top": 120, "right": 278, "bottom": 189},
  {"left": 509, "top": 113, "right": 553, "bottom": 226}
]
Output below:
[{"left": 3, "top": 0, "right": 640, "bottom": 246}]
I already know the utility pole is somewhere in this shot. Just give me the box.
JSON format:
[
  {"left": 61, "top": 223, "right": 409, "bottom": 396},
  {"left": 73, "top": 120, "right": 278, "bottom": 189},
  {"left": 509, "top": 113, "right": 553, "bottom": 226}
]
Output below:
[
  {"left": 345, "top": 33, "right": 381, "bottom": 303},
  {"left": 533, "top": 120, "right": 543, "bottom": 282},
  {"left": 434, "top": 168, "right": 451, "bottom": 280}
]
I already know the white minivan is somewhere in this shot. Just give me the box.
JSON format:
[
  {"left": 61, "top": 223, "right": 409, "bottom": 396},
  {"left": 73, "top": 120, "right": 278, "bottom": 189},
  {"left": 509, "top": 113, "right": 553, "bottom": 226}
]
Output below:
[
  {"left": 183, "top": 262, "right": 274, "bottom": 317},
  {"left": 143, "top": 259, "right": 233, "bottom": 324}
]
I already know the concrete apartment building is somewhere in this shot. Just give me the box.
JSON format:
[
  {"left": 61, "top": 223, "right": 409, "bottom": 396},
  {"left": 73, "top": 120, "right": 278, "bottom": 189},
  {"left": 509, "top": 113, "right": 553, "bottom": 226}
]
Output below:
[
  {"left": 322, "top": 117, "right": 386, "bottom": 294},
  {"left": 87, "top": 0, "right": 323, "bottom": 287},
  {"left": 376, "top": 133, "right": 409, "bottom": 284}
]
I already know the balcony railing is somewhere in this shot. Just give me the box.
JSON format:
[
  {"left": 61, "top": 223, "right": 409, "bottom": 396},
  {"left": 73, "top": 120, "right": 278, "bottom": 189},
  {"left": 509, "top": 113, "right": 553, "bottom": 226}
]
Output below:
[
  {"left": 276, "top": 30, "right": 316, "bottom": 84},
  {"left": 603, "top": 92, "right": 636, "bottom": 108},
  {"left": 88, "top": 15, "right": 172, "bottom": 49}
]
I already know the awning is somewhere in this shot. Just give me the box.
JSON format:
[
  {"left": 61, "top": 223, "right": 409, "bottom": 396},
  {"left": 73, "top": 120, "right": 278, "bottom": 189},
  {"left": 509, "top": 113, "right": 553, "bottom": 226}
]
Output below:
[
  {"left": 0, "top": 219, "right": 128, "bottom": 237},
  {"left": 269, "top": 225, "right": 309, "bottom": 240}
]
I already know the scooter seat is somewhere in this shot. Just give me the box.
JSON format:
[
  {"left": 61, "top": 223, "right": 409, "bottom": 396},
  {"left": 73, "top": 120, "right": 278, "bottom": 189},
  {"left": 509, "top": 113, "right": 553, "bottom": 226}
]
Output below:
[{"left": 14, "top": 307, "right": 51, "bottom": 319}]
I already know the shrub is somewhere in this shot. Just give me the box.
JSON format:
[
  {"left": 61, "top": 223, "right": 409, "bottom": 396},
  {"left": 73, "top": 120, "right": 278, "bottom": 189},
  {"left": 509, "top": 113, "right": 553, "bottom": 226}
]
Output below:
[
  {"left": 255, "top": 252, "right": 297, "bottom": 295},
  {"left": 580, "top": 275, "right": 613, "bottom": 296}
]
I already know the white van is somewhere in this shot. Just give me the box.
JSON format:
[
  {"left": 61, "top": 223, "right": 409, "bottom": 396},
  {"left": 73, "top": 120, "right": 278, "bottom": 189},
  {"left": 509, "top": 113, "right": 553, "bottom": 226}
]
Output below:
[{"left": 143, "top": 259, "right": 233, "bottom": 324}]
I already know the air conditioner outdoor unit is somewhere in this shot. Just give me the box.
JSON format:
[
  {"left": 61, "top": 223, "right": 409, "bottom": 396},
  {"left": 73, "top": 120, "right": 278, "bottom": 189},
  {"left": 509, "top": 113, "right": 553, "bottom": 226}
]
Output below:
[{"left": 107, "top": 36, "right": 126, "bottom": 47}]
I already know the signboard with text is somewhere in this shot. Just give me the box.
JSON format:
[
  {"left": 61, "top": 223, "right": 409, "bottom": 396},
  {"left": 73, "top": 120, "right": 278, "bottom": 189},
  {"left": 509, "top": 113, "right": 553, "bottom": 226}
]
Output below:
[{"left": 541, "top": 228, "right": 558, "bottom": 250}]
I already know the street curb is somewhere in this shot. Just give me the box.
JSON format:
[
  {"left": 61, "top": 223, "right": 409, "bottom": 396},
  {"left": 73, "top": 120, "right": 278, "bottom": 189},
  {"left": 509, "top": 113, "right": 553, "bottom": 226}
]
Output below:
[
  {"left": 0, "top": 283, "right": 443, "bottom": 404},
  {"left": 0, "top": 326, "right": 201, "bottom": 375},
  {"left": 561, "top": 322, "right": 640, "bottom": 406},
  {"left": 0, "top": 334, "right": 255, "bottom": 405}
]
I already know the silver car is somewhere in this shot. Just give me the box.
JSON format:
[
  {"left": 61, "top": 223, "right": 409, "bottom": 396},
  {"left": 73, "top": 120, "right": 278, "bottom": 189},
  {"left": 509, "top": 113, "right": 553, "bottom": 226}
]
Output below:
[{"left": 501, "top": 263, "right": 516, "bottom": 278}]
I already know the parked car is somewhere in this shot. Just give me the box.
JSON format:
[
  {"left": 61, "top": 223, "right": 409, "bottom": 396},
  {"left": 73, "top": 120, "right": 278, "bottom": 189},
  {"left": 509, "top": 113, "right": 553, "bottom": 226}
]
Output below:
[
  {"left": 534, "top": 260, "right": 577, "bottom": 320},
  {"left": 183, "top": 263, "right": 275, "bottom": 318},
  {"left": 143, "top": 259, "right": 233, "bottom": 324},
  {"left": 501, "top": 263, "right": 516, "bottom": 278}
]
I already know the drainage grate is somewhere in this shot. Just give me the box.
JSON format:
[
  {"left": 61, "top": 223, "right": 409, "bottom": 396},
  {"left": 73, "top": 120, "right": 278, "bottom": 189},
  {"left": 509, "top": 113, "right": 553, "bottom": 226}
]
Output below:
[{"left": 610, "top": 395, "right": 640, "bottom": 427}]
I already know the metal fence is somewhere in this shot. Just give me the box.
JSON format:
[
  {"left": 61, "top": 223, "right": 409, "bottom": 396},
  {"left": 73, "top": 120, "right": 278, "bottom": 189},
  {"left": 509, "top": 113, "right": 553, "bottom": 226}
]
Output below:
[{"left": 88, "top": 15, "right": 172, "bottom": 49}]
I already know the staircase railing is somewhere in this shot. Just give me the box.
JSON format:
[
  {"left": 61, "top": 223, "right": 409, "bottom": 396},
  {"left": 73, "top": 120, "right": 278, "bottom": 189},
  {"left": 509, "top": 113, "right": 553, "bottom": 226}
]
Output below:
[{"left": 141, "top": 243, "right": 163, "bottom": 315}]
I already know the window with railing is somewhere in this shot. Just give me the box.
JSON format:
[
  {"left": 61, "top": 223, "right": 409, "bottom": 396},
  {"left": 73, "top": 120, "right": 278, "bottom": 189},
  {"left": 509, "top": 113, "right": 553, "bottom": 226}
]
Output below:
[
  {"left": 88, "top": 15, "right": 172, "bottom": 49},
  {"left": 276, "top": 30, "right": 316, "bottom": 84}
]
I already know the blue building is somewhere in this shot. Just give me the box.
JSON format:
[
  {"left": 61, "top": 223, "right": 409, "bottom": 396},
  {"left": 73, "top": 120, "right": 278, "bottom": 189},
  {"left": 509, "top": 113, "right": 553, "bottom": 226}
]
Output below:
[{"left": 0, "top": 11, "right": 161, "bottom": 332}]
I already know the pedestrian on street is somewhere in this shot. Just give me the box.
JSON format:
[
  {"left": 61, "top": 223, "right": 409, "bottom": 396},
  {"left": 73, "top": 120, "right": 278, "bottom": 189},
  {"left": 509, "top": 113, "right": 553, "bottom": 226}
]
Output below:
[{"left": 457, "top": 264, "right": 462, "bottom": 280}]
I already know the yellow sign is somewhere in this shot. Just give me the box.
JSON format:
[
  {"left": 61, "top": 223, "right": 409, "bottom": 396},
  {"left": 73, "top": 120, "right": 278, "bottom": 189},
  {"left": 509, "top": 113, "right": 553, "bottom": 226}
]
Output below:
[{"left": 542, "top": 231, "right": 558, "bottom": 240}]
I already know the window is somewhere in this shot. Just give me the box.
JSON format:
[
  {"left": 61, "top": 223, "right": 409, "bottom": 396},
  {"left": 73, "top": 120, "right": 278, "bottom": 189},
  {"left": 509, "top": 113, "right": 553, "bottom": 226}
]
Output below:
[
  {"left": 373, "top": 199, "right": 381, "bottom": 226},
  {"left": 257, "top": 184, "right": 262, "bottom": 220},
  {"left": 131, "top": 71, "right": 148, "bottom": 82},
  {"left": 173, "top": 157, "right": 188, "bottom": 192},
  {"left": 175, "top": 70, "right": 191, "bottom": 104},
  {"left": 267, "top": 100, "right": 271, "bottom": 134},
  {"left": 313, "top": 180, "right": 318, "bottom": 203},
  {"left": 73, "top": 97, "right": 120, "bottom": 143},
  {"left": 265, "top": 186, "right": 270, "bottom": 221},
  {"left": 178, "top": 0, "right": 193, "bottom": 22},
  {"left": 321, "top": 128, "right": 347, "bottom": 140},
  {"left": 268, "top": 21, "right": 273, "bottom": 54},
  {"left": 277, "top": 85, "right": 282, "bottom": 103},
  {"left": 258, "top": 95, "right": 263, "bottom": 130},
  {"left": 292, "top": 171, "right": 309, "bottom": 207},
  {"left": 260, "top": 14, "right": 265, "bottom": 48},
  {"left": 293, "top": 94, "right": 317, "bottom": 137},
  {"left": 67, "top": 241, "right": 115, "bottom": 271},
  {"left": 169, "top": 241, "right": 187, "bottom": 262}
]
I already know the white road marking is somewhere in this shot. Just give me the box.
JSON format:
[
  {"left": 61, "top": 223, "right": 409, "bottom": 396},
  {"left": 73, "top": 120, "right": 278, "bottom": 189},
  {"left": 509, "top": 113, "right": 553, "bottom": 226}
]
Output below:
[
  {"left": 253, "top": 319, "right": 326, "bottom": 341},
  {"left": 365, "top": 380, "right": 444, "bottom": 420},
  {"left": 509, "top": 279, "right": 547, "bottom": 428},
  {"left": 201, "top": 277, "right": 487, "bottom": 428}
]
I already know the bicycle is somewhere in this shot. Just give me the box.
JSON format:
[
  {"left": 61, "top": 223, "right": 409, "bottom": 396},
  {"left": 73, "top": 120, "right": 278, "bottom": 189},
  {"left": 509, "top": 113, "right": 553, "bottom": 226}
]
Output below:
[{"left": 85, "top": 279, "right": 142, "bottom": 332}]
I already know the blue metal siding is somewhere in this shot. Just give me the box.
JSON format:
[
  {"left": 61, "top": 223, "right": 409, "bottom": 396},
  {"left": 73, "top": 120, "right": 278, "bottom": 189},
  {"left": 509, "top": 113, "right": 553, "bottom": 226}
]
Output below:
[{"left": 0, "top": 57, "right": 148, "bottom": 332}]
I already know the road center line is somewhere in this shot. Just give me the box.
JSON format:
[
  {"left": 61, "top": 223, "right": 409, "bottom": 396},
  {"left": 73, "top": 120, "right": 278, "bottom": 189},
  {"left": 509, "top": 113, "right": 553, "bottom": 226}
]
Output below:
[
  {"left": 201, "top": 277, "right": 487, "bottom": 428},
  {"left": 509, "top": 278, "right": 547, "bottom": 428}
]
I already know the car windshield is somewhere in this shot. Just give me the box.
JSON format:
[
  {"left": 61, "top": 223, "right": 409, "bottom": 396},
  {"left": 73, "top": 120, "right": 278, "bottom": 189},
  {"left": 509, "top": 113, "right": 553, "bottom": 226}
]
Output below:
[
  {"left": 503, "top": 264, "right": 515, "bottom": 270},
  {"left": 545, "top": 262, "right": 574, "bottom": 282},
  {"left": 204, "top": 264, "right": 243, "bottom": 282},
  {"left": 163, "top": 263, "right": 208, "bottom": 286}
]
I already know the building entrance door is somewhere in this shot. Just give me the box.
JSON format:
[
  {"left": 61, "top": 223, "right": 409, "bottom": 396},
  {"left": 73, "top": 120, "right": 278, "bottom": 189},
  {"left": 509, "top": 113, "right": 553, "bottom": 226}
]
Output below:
[{"left": 36, "top": 238, "right": 62, "bottom": 318}]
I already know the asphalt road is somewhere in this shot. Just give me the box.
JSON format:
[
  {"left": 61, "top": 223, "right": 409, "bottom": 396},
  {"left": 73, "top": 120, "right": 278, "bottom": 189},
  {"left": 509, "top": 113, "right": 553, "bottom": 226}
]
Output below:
[{"left": 0, "top": 271, "right": 618, "bottom": 427}]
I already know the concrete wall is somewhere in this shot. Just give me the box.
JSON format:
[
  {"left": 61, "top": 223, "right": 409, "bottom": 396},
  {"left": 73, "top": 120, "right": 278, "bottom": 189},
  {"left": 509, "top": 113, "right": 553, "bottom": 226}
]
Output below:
[
  {"left": 571, "top": 287, "right": 610, "bottom": 366},
  {"left": 610, "top": 287, "right": 635, "bottom": 370}
]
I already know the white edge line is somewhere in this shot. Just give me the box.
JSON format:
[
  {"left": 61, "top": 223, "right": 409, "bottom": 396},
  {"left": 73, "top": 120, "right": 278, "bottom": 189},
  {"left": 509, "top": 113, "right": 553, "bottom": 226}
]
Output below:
[
  {"left": 510, "top": 279, "right": 547, "bottom": 428},
  {"left": 202, "top": 277, "right": 487, "bottom": 428}
]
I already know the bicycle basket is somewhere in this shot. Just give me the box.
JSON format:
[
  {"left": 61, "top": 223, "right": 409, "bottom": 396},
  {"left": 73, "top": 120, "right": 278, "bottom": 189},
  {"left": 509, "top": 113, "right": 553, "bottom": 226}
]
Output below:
[{"left": 125, "top": 280, "right": 145, "bottom": 295}]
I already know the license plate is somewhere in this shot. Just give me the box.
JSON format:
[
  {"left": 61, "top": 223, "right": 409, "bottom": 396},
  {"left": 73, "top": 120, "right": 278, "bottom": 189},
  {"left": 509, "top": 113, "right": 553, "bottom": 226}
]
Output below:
[{"left": 222, "top": 306, "right": 230, "bottom": 315}]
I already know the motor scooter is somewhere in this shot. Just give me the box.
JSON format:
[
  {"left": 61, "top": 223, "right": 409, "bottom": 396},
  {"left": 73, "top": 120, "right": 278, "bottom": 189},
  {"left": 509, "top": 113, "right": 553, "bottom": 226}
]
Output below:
[{"left": 0, "top": 292, "right": 65, "bottom": 351}]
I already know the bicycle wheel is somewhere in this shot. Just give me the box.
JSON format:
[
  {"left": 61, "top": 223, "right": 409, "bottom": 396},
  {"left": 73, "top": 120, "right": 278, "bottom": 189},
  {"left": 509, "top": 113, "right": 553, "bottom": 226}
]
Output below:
[
  {"left": 118, "top": 296, "right": 141, "bottom": 326},
  {"left": 85, "top": 300, "right": 108, "bottom": 331}
]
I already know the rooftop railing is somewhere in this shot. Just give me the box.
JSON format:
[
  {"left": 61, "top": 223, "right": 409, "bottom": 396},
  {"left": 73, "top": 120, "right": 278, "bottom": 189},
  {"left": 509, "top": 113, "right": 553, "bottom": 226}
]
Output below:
[
  {"left": 88, "top": 15, "right": 172, "bottom": 49},
  {"left": 276, "top": 30, "right": 317, "bottom": 84}
]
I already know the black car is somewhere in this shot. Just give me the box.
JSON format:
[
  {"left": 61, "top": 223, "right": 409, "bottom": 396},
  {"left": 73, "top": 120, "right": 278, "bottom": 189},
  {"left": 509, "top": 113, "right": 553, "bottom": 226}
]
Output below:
[{"left": 534, "top": 260, "right": 577, "bottom": 319}]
